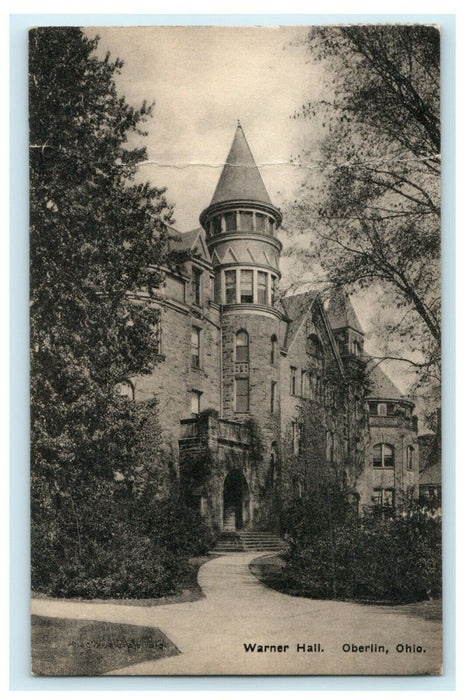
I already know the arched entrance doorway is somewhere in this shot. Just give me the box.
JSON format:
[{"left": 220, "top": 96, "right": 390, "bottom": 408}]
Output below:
[{"left": 223, "top": 469, "right": 250, "bottom": 531}]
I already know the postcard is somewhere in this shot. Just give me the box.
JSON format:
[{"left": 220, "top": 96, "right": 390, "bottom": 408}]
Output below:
[{"left": 29, "top": 24, "right": 442, "bottom": 676}]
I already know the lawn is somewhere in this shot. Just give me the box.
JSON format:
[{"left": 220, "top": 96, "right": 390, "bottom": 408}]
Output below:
[
  {"left": 31, "top": 616, "right": 179, "bottom": 675},
  {"left": 249, "top": 554, "right": 442, "bottom": 621}
]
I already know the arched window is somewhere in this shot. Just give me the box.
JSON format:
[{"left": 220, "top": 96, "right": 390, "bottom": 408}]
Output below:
[
  {"left": 373, "top": 443, "right": 395, "bottom": 468},
  {"left": 235, "top": 330, "right": 249, "bottom": 363},
  {"left": 270, "top": 334, "right": 278, "bottom": 364}
]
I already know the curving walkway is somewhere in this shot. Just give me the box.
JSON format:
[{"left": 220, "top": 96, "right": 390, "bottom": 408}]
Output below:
[{"left": 31, "top": 553, "right": 442, "bottom": 675}]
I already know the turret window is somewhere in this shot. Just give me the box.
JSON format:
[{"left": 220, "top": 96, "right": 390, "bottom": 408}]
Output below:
[
  {"left": 271, "top": 335, "right": 278, "bottom": 364},
  {"left": 212, "top": 215, "right": 222, "bottom": 235},
  {"left": 239, "top": 211, "right": 254, "bottom": 231},
  {"left": 224, "top": 211, "right": 237, "bottom": 231},
  {"left": 373, "top": 443, "right": 395, "bottom": 468},
  {"left": 235, "top": 330, "right": 249, "bottom": 363},
  {"left": 257, "top": 271, "right": 267, "bottom": 304},
  {"left": 255, "top": 213, "right": 266, "bottom": 232},
  {"left": 240, "top": 270, "right": 254, "bottom": 303},
  {"left": 225, "top": 270, "right": 237, "bottom": 304}
]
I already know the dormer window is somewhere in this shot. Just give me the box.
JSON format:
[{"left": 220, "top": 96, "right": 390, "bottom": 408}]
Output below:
[{"left": 352, "top": 340, "right": 362, "bottom": 356}]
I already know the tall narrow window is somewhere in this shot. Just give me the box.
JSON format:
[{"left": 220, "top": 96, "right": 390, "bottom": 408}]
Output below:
[
  {"left": 292, "top": 422, "right": 301, "bottom": 455},
  {"left": 270, "top": 335, "right": 278, "bottom": 364},
  {"left": 235, "top": 330, "right": 249, "bottom": 363},
  {"left": 235, "top": 377, "right": 249, "bottom": 412},
  {"left": 301, "top": 370, "right": 308, "bottom": 397},
  {"left": 190, "top": 390, "right": 201, "bottom": 416},
  {"left": 377, "top": 403, "right": 387, "bottom": 416},
  {"left": 240, "top": 270, "right": 253, "bottom": 303},
  {"left": 290, "top": 367, "right": 297, "bottom": 395},
  {"left": 191, "top": 327, "right": 201, "bottom": 368},
  {"left": 225, "top": 270, "right": 236, "bottom": 304},
  {"left": 257, "top": 271, "right": 267, "bottom": 304},
  {"left": 270, "top": 381, "right": 276, "bottom": 413},
  {"left": 192, "top": 267, "right": 202, "bottom": 306},
  {"left": 407, "top": 445, "right": 414, "bottom": 470}
]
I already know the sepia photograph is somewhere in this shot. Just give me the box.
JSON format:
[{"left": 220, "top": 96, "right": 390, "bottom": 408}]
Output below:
[{"left": 29, "top": 24, "right": 442, "bottom": 676}]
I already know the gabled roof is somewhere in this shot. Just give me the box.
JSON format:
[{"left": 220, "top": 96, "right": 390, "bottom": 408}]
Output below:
[
  {"left": 280, "top": 291, "right": 319, "bottom": 350},
  {"left": 168, "top": 226, "right": 211, "bottom": 262},
  {"left": 365, "top": 360, "right": 404, "bottom": 400},
  {"left": 326, "top": 290, "right": 364, "bottom": 335},
  {"left": 210, "top": 124, "right": 273, "bottom": 207}
]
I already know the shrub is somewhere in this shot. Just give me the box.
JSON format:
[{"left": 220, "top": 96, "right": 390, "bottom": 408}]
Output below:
[
  {"left": 282, "top": 497, "right": 441, "bottom": 604},
  {"left": 31, "top": 475, "right": 214, "bottom": 599}
]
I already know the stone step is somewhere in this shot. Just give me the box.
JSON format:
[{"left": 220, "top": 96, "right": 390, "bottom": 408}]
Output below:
[{"left": 212, "top": 531, "right": 285, "bottom": 553}]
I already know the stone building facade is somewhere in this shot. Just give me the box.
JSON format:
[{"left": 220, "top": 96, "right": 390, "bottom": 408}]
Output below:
[{"left": 124, "top": 125, "right": 419, "bottom": 532}]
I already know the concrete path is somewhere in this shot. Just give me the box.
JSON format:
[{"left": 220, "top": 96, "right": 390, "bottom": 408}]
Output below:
[{"left": 31, "top": 553, "right": 442, "bottom": 675}]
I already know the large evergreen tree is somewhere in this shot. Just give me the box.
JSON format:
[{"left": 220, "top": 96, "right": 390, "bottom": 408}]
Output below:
[{"left": 29, "top": 28, "right": 174, "bottom": 591}]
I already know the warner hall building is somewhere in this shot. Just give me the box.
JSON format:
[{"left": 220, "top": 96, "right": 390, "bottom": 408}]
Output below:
[{"left": 120, "top": 125, "right": 422, "bottom": 535}]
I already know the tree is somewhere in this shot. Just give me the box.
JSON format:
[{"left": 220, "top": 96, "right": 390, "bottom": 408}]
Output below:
[
  {"left": 286, "top": 26, "right": 440, "bottom": 401},
  {"left": 29, "top": 28, "right": 173, "bottom": 585}
]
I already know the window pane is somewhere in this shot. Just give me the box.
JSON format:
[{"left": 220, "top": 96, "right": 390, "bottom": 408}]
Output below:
[
  {"left": 271, "top": 335, "right": 277, "bottom": 364},
  {"left": 240, "top": 211, "right": 254, "bottom": 231},
  {"left": 378, "top": 403, "right": 387, "bottom": 416},
  {"left": 257, "top": 271, "right": 267, "bottom": 304},
  {"left": 240, "top": 270, "right": 253, "bottom": 303},
  {"left": 192, "top": 268, "right": 201, "bottom": 305},
  {"left": 225, "top": 270, "right": 236, "bottom": 304},
  {"left": 255, "top": 213, "right": 266, "bottom": 232},
  {"left": 191, "top": 391, "right": 200, "bottom": 415},
  {"left": 191, "top": 327, "right": 200, "bottom": 367},
  {"left": 383, "top": 444, "right": 394, "bottom": 467},
  {"left": 212, "top": 215, "right": 222, "bottom": 234},
  {"left": 224, "top": 211, "right": 236, "bottom": 231},
  {"left": 236, "top": 331, "right": 249, "bottom": 362},
  {"left": 235, "top": 378, "right": 249, "bottom": 412},
  {"left": 373, "top": 444, "right": 382, "bottom": 467}
]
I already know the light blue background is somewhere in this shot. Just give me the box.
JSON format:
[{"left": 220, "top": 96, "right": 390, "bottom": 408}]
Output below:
[{"left": 10, "top": 12, "right": 455, "bottom": 691}]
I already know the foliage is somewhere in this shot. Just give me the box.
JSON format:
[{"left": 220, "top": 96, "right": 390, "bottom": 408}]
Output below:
[
  {"left": 281, "top": 497, "right": 441, "bottom": 603},
  {"left": 32, "top": 479, "right": 214, "bottom": 598},
  {"left": 30, "top": 27, "right": 173, "bottom": 487},
  {"left": 286, "top": 26, "right": 440, "bottom": 400},
  {"left": 28, "top": 28, "right": 213, "bottom": 598}
]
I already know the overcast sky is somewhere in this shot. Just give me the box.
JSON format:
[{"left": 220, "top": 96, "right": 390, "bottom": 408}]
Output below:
[
  {"left": 84, "top": 25, "right": 418, "bottom": 397},
  {"left": 86, "top": 26, "right": 319, "bottom": 230}
]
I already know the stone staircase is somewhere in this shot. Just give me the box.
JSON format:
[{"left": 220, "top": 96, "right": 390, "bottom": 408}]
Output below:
[{"left": 213, "top": 530, "right": 285, "bottom": 553}]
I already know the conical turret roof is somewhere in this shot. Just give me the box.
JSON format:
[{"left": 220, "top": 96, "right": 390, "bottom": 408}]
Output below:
[{"left": 210, "top": 124, "right": 273, "bottom": 207}]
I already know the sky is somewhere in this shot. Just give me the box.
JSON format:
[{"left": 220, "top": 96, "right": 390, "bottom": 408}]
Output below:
[
  {"left": 86, "top": 26, "right": 318, "bottom": 231},
  {"left": 84, "top": 26, "right": 421, "bottom": 399}
]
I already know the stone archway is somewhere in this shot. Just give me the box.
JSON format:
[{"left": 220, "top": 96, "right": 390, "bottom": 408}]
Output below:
[{"left": 223, "top": 469, "right": 250, "bottom": 531}]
